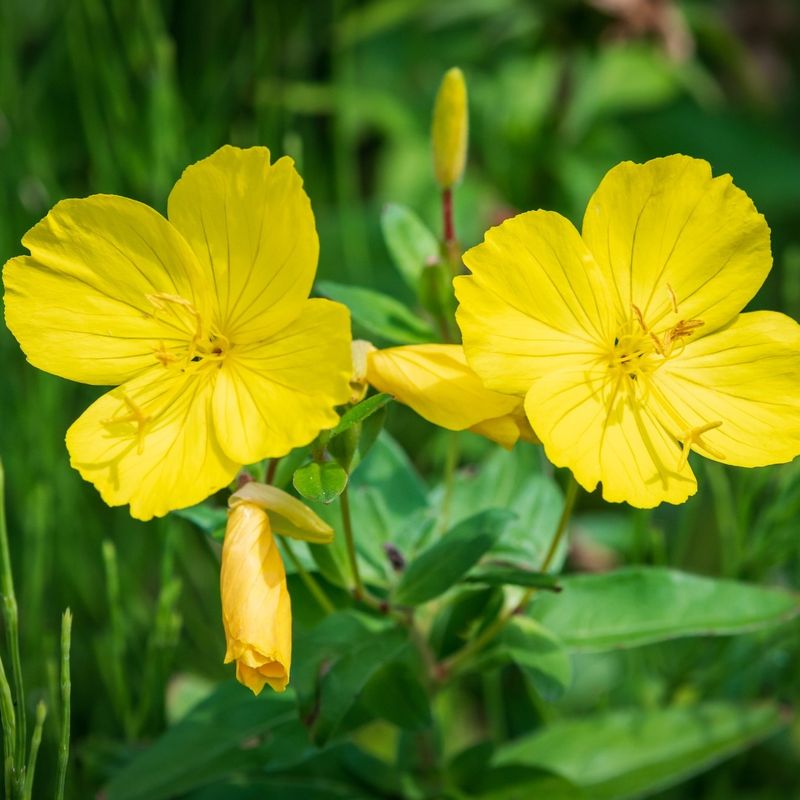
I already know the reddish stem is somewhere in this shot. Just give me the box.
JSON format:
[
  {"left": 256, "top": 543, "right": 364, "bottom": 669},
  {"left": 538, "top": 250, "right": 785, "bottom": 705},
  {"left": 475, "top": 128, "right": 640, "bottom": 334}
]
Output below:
[{"left": 442, "top": 187, "right": 455, "bottom": 245}]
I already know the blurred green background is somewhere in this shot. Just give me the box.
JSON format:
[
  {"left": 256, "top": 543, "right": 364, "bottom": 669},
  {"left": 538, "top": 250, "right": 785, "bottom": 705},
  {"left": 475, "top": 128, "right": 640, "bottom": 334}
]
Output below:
[{"left": 2, "top": 0, "right": 800, "bottom": 797}]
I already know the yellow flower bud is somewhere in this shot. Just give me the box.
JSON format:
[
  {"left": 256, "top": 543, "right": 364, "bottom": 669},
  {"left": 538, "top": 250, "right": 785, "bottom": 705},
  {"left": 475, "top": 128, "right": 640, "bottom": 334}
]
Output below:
[
  {"left": 432, "top": 67, "right": 468, "bottom": 189},
  {"left": 349, "top": 339, "right": 376, "bottom": 403},
  {"left": 221, "top": 502, "right": 291, "bottom": 694},
  {"left": 230, "top": 482, "right": 334, "bottom": 543}
]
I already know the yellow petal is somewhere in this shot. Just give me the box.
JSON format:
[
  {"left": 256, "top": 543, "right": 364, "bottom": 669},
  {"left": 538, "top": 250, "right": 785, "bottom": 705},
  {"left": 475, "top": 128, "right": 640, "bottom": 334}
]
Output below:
[
  {"left": 470, "top": 405, "right": 540, "bottom": 449},
  {"left": 523, "top": 356, "right": 697, "bottom": 508},
  {"left": 230, "top": 482, "right": 334, "bottom": 544},
  {"left": 582, "top": 155, "right": 771, "bottom": 336},
  {"left": 212, "top": 299, "right": 352, "bottom": 464},
  {"left": 468, "top": 414, "right": 521, "bottom": 449},
  {"left": 366, "top": 344, "right": 521, "bottom": 434},
  {"left": 221, "top": 503, "right": 291, "bottom": 694},
  {"left": 651, "top": 311, "right": 800, "bottom": 467},
  {"left": 66, "top": 368, "right": 238, "bottom": 520},
  {"left": 456, "top": 210, "right": 615, "bottom": 394},
  {"left": 167, "top": 145, "right": 318, "bottom": 343},
  {"left": 3, "top": 196, "right": 208, "bottom": 385}
]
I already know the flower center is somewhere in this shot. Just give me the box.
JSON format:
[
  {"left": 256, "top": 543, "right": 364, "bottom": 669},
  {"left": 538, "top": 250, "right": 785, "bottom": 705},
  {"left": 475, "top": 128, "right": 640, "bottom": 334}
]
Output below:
[
  {"left": 605, "top": 288, "right": 725, "bottom": 467},
  {"left": 146, "top": 292, "right": 230, "bottom": 373}
]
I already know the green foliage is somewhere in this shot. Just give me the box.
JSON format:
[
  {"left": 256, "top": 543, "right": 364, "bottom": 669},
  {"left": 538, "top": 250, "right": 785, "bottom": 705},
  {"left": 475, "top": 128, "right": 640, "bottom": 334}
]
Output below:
[
  {"left": 493, "top": 703, "right": 785, "bottom": 799},
  {"left": 293, "top": 461, "right": 349, "bottom": 505},
  {"left": 316, "top": 281, "right": 436, "bottom": 345},
  {"left": 381, "top": 203, "right": 440, "bottom": 291},
  {"left": 533, "top": 568, "right": 800, "bottom": 651},
  {"left": 3, "top": 2, "right": 800, "bottom": 799},
  {"left": 394, "top": 510, "right": 515, "bottom": 605}
]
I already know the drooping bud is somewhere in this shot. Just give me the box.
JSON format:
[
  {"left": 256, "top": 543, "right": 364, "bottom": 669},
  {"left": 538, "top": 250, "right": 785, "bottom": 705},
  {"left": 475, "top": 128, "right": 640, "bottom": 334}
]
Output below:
[
  {"left": 221, "top": 502, "right": 291, "bottom": 694},
  {"left": 229, "top": 482, "right": 334, "bottom": 544},
  {"left": 432, "top": 67, "right": 468, "bottom": 190}
]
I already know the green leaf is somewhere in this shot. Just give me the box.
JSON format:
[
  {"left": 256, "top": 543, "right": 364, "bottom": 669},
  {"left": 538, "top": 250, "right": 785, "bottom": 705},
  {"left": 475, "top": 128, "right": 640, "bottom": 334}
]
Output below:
[
  {"left": 381, "top": 203, "right": 440, "bottom": 290},
  {"left": 330, "top": 393, "right": 393, "bottom": 437},
  {"left": 105, "top": 682, "right": 296, "bottom": 800},
  {"left": 173, "top": 503, "right": 227, "bottom": 540},
  {"left": 533, "top": 567, "right": 800, "bottom": 651},
  {"left": 352, "top": 404, "right": 387, "bottom": 469},
  {"left": 316, "top": 280, "right": 435, "bottom": 344},
  {"left": 493, "top": 617, "right": 572, "bottom": 702},
  {"left": 328, "top": 394, "right": 393, "bottom": 472},
  {"left": 308, "top": 534, "right": 353, "bottom": 590},
  {"left": 311, "top": 625, "right": 407, "bottom": 744},
  {"left": 360, "top": 650, "right": 432, "bottom": 730},
  {"left": 327, "top": 425, "right": 360, "bottom": 472},
  {"left": 293, "top": 461, "right": 349, "bottom": 504},
  {"left": 308, "top": 432, "right": 431, "bottom": 587},
  {"left": 429, "top": 586, "right": 505, "bottom": 659},
  {"left": 493, "top": 703, "right": 786, "bottom": 799},
  {"left": 394, "top": 509, "right": 515, "bottom": 606},
  {"left": 448, "top": 742, "right": 582, "bottom": 800},
  {"left": 430, "top": 445, "right": 566, "bottom": 571},
  {"left": 464, "top": 564, "right": 561, "bottom": 591},
  {"left": 292, "top": 612, "right": 387, "bottom": 706}
]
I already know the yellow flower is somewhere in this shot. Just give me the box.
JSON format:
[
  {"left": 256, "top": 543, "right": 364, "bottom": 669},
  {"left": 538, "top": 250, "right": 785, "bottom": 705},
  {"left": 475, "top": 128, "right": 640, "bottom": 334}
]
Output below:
[
  {"left": 456, "top": 155, "right": 800, "bottom": 507},
  {"left": 366, "top": 344, "right": 537, "bottom": 449},
  {"left": 222, "top": 481, "right": 334, "bottom": 694},
  {"left": 3, "top": 146, "right": 352, "bottom": 520},
  {"left": 432, "top": 67, "right": 468, "bottom": 190}
]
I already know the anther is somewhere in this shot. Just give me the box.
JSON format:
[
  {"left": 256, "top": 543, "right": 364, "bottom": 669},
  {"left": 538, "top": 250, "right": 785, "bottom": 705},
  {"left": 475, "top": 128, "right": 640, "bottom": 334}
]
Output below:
[
  {"left": 666, "top": 284, "right": 679, "bottom": 314},
  {"left": 103, "top": 393, "right": 152, "bottom": 454},
  {"left": 678, "top": 421, "right": 725, "bottom": 469}
]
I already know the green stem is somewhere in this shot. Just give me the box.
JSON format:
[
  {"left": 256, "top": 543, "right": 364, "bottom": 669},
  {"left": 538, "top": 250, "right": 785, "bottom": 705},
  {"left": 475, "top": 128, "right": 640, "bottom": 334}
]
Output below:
[
  {"left": 438, "top": 431, "right": 461, "bottom": 534},
  {"left": 55, "top": 610, "right": 71, "bottom": 800},
  {"left": 0, "top": 652, "right": 15, "bottom": 799},
  {"left": 538, "top": 476, "right": 579, "bottom": 574},
  {"left": 280, "top": 539, "right": 335, "bottom": 615},
  {"left": 22, "top": 701, "right": 45, "bottom": 800},
  {"left": 340, "top": 488, "right": 365, "bottom": 601},
  {"left": 441, "top": 475, "right": 580, "bottom": 677},
  {"left": 102, "top": 541, "right": 133, "bottom": 738},
  {"left": 0, "top": 459, "right": 25, "bottom": 795},
  {"left": 705, "top": 462, "right": 740, "bottom": 577}
]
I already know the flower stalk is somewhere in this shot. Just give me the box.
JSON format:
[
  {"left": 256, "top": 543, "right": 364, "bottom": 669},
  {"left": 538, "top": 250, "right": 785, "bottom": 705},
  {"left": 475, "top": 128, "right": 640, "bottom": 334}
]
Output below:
[{"left": 340, "top": 488, "right": 365, "bottom": 601}]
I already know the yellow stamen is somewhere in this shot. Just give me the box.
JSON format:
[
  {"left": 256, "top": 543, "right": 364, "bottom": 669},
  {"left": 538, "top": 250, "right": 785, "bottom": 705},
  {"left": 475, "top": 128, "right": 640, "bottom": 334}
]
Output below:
[
  {"left": 666, "top": 283, "right": 678, "bottom": 314},
  {"left": 679, "top": 420, "right": 725, "bottom": 469},
  {"left": 153, "top": 341, "right": 179, "bottom": 367},
  {"left": 632, "top": 304, "right": 665, "bottom": 356},
  {"left": 146, "top": 292, "right": 204, "bottom": 354},
  {"left": 104, "top": 393, "right": 152, "bottom": 454}
]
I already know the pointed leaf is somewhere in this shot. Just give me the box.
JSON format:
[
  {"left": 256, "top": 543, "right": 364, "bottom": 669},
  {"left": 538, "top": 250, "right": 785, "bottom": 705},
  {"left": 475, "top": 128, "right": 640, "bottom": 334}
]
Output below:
[
  {"left": 464, "top": 564, "right": 561, "bottom": 591},
  {"left": 394, "top": 509, "right": 515, "bottom": 606},
  {"left": 381, "top": 203, "right": 440, "bottom": 289},
  {"left": 316, "top": 280, "right": 435, "bottom": 344},
  {"left": 494, "top": 703, "right": 785, "bottom": 799},
  {"left": 533, "top": 568, "right": 800, "bottom": 652}
]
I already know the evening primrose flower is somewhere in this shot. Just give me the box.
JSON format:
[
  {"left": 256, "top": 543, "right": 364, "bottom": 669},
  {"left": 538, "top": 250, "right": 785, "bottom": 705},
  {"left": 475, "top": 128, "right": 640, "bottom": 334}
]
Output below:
[
  {"left": 222, "top": 481, "right": 333, "bottom": 694},
  {"left": 456, "top": 155, "right": 800, "bottom": 507},
  {"left": 3, "top": 146, "right": 352, "bottom": 520},
  {"left": 366, "top": 344, "right": 537, "bottom": 449}
]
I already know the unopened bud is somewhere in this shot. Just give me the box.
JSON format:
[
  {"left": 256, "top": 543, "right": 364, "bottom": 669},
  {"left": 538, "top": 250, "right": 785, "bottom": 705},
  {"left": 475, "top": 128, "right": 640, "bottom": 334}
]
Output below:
[
  {"left": 349, "top": 339, "right": 376, "bottom": 403},
  {"left": 432, "top": 67, "right": 468, "bottom": 189}
]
